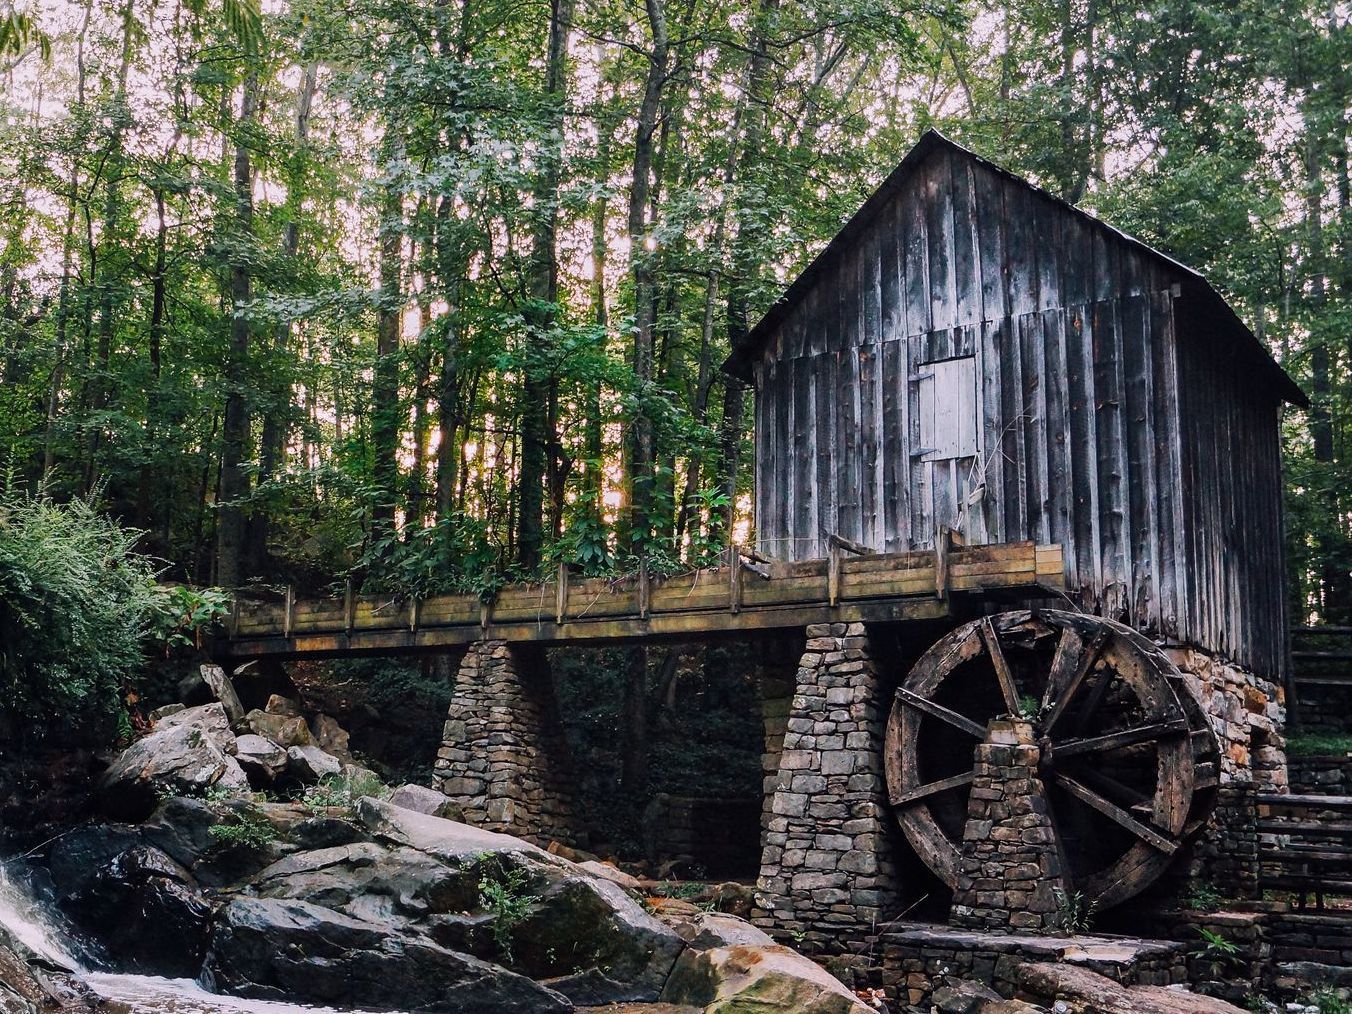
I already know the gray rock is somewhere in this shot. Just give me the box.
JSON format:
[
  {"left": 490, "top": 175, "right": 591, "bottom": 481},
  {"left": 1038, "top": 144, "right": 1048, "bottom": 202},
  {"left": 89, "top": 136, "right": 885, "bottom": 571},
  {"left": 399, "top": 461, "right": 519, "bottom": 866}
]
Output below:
[
  {"left": 99, "top": 722, "right": 248, "bottom": 821},
  {"left": 148, "top": 703, "right": 185, "bottom": 721},
  {"left": 286, "top": 745, "right": 342, "bottom": 783},
  {"left": 234, "top": 735, "right": 287, "bottom": 786},
  {"left": 202, "top": 897, "right": 571, "bottom": 1013},
  {"left": 200, "top": 664, "right": 246, "bottom": 724},
  {"left": 241, "top": 709, "right": 311, "bottom": 748},
  {"left": 264, "top": 695, "right": 301, "bottom": 717},
  {"left": 354, "top": 796, "right": 557, "bottom": 864},
  {"left": 577, "top": 860, "right": 642, "bottom": 891},
  {"left": 388, "top": 783, "right": 458, "bottom": 818},
  {"left": 312, "top": 714, "right": 353, "bottom": 763},
  {"left": 932, "top": 978, "right": 1005, "bottom": 1013},
  {"left": 660, "top": 943, "right": 871, "bottom": 1013},
  {"left": 63, "top": 845, "right": 212, "bottom": 978},
  {"left": 661, "top": 911, "right": 776, "bottom": 951},
  {"left": 155, "top": 703, "right": 236, "bottom": 755},
  {"left": 508, "top": 875, "right": 685, "bottom": 1003}
]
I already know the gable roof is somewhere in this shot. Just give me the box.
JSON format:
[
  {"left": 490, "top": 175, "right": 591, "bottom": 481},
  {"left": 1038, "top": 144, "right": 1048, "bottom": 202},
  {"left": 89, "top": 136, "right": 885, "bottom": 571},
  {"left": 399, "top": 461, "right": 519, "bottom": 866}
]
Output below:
[{"left": 722, "top": 129, "right": 1307, "bottom": 407}]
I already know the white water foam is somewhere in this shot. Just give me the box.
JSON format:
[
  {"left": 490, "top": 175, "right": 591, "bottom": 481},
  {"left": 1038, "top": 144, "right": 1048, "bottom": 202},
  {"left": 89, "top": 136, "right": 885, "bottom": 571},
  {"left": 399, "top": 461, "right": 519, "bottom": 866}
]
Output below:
[
  {"left": 1, "top": 863, "right": 374, "bottom": 1014},
  {"left": 0, "top": 865, "right": 79, "bottom": 970}
]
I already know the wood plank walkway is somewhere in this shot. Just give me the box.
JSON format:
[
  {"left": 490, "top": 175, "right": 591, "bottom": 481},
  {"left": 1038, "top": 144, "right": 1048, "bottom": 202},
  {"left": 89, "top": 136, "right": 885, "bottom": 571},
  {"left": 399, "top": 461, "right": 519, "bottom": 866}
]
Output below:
[{"left": 218, "top": 541, "right": 1064, "bottom": 659}]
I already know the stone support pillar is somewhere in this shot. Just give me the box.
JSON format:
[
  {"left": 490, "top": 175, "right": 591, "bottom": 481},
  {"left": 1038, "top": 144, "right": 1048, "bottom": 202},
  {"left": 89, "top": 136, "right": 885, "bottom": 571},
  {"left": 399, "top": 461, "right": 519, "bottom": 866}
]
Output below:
[
  {"left": 432, "top": 639, "right": 579, "bottom": 846},
  {"left": 752, "top": 622, "right": 898, "bottom": 953},
  {"left": 1166, "top": 647, "right": 1287, "bottom": 898},
  {"left": 950, "top": 718, "right": 1066, "bottom": 932}
]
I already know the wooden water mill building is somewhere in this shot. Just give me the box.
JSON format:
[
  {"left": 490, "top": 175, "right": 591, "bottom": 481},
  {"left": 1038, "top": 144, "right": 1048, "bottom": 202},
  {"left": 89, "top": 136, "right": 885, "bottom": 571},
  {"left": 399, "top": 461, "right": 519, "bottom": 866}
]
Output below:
[{"left": 220, "top": 132, "right": 1305, "bottom": 952}]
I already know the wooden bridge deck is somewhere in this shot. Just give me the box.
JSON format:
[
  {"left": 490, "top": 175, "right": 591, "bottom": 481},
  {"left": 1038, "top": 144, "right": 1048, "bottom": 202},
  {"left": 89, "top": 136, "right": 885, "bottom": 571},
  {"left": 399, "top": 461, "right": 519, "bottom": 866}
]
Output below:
[{"left": 218, "top": 541, "right": 1064, "bottom": 659}]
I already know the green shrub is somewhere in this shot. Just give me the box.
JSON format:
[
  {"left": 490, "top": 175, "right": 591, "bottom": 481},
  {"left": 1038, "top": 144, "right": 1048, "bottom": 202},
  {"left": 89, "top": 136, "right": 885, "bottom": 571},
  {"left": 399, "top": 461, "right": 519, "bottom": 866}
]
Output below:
[
  {"left": 1287, "top": 733, "right": 1352, "bottom": 757},
  {"left": 0, "top": 486, "right": 162, "bottom": 739},
  {"left": 477, "top": 854, "right": 536, "bottom": 961},
  {"left": 207, "top": 812, "right": 279, "bottom": 851}
]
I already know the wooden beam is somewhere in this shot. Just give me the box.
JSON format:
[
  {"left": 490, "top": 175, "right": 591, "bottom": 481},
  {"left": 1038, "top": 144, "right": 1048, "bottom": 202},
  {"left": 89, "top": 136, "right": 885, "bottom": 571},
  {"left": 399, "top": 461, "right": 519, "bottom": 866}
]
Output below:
[
  {"left": 895, "top": 686, "right": 987, "bottom": 739},
  {"left": 979, "top": 616, "right": 1020, "bottom": 714},
  {"left": 1054, "top": 773, "right": 1178, "bottom": 855},
  {"left": 891, "top": 769, "right": 977, "bottom": 806},
  {"left": 1052, "top": 718, "right": 1189, "bottom": 760}
]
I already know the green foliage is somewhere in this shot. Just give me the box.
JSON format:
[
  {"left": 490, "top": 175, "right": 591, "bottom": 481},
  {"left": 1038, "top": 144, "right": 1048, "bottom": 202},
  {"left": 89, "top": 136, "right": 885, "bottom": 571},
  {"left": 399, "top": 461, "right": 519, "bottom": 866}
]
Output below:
[
  {"left": 302, "top": 770, "right": 387, "bottom": 813},
  {"left": 207, "top": 812, "right": 278, "bottom": 851},
  {"left": 1193, "top": 927, "right": 1243, "bottom": 970},
  {"left": 1307, "top": 988, "right": 1352, "bottom": 1014},
  {"left": 145, "top": 585, "right": 233, "bottom": 650},
  {"left": 1287, "top": 734, "right": 1352, "bottom": 757},
  {"left": 1183, "top": 880, "right": 1224, "bottom": 911},
  {"left": 0, "top": 485, "right": 159, "bottom": 739},
  {"left": 476, "top": 854, "right": 536, "bottom": 961},
  {"left": 1052, "top": 887, "right": 1096, "bottom": 934}
]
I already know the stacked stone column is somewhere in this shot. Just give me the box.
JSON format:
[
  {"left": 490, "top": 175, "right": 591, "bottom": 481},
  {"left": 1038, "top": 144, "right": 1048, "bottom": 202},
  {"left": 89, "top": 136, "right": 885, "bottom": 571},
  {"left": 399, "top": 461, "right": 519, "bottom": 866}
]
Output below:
[
  {"left": 950, "top": 718, "right": 1066, "bottom": 932},
  {"left": 752, "top": 622, "right": 898, "bottom": 953},
  {"left": 433, "top": 640, "right": 580, "bottom": 847}
]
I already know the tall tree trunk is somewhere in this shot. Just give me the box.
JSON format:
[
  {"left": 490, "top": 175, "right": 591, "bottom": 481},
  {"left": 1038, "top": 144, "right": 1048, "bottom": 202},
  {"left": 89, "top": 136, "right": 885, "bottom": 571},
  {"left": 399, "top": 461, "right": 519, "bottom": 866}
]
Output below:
[
  {"left": 624, "top": 0, "right": 669, "bottom": 557},
  {"left": 216, "top": 73, "right": 259, "bottom": 587},
  {"left": 249, "top": 62, "right": 317, "bottom": 572},
  {"left": 712, "top": 0, "right": 776, "bottom": 546},
  {"left": 517, "top": 0, "right": 575, "bottom": 571},
  {"left": 371, "top": 138, "right": 405, "bottom": 530},
  {"left": 83, "top": 0, "right": 136, "bottom": 492}
]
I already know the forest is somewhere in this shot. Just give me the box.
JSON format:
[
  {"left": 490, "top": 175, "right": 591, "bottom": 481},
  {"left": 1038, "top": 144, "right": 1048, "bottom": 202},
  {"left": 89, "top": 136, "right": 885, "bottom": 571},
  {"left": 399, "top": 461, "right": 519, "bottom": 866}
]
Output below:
[{"left": 0, "top": 0, "right": 1348, "bottom": 615}]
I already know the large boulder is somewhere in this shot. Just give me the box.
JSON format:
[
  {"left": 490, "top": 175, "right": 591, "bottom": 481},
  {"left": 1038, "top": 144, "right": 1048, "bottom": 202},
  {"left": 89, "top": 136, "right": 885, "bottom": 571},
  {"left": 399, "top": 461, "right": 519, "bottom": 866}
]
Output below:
[
  {"left": 347, "top": 799, "right": 684, "bottom": 1003},
  {"left": 285, "top": 745, "right": 341, "bottom": 784},
  {"left": 202, "top": 897, "right": 570, "bottom": 1013},
  {"left": 660, "top": 944, "right": 872, "bottom": 1013},
  {"left": 508, "top": 876, "right": 685, "bottom": 1004},
  {"left": 233, "top": 735, "right": 287, "bottom": 786},
  {"left": 1014, "top": 962, "right": 1249, "bottom": 1013},
  {"left": 60, "top": 845, "right": 211, "bottom": 977},
  {"left": 312, "top": 714, "right": 354, "bottom": 763},
  {"left": 154, "top": 703, "right": 236, "bottom": 755},
  {"left": 240, "top": 710, "right": 311, "bottom": 748},
  {"left": 198, "top": 665, "right": 246, "bottom": 724},
  {"left": 98, "top": 721, "right": 247, "bottom": 821},
  {"left": 388, "top": 783, "right": 459, "bottom": 819}
]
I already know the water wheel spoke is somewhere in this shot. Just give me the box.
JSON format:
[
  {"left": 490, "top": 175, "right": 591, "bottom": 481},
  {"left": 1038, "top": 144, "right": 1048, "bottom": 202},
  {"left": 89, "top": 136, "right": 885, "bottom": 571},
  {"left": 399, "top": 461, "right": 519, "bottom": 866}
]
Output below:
[
  {"left": 890, "top": 769, "right": 977, "bottom": 806},
  {"left": 1042, "top": 627, "right": 1109, "bottom": 732},
  {"left": 979, "top": 616, "right": 1021, "bottom": 714},
  {"left": 1071, "top": 765, "right": 1152, "bottom": 810},
  {"left": 1053, "top": 772, "right": 1178, "bottom": 854},
  {"left": 895, "top": 686, "right": 986, "bottom": 738},
  {"left": 1053, "top": 718, "right": 1189, "bottom": 759}
]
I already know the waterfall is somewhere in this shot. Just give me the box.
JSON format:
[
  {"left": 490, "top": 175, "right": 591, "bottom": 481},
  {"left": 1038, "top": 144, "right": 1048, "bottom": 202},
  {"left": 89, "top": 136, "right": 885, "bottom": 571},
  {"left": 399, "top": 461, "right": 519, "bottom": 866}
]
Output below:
[
  {"left": 0, "top": 861, "right": 371, "bottom": 1013},
  {"left": 0, "top": 864, "right": 80, "bottom": 972}
]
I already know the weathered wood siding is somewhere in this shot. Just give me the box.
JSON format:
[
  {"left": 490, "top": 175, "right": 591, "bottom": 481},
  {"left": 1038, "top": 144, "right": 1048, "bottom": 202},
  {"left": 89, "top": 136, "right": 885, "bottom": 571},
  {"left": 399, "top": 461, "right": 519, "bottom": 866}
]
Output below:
[{"left": 750, "top": 144, "right": 1288, "bottom": 678}]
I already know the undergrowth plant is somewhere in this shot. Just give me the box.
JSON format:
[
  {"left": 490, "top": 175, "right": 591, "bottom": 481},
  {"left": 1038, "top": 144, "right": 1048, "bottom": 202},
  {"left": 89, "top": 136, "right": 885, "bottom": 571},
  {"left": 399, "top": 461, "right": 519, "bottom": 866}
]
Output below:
[
  {"left": 1052, "top": 887, "right": 1096, "bottom": 934},
  {"left": 207, "top": 812, "right": 279, "bottom": 851},
  {"left": 477, "top": 854, "right": 535, "bottom": 961}
]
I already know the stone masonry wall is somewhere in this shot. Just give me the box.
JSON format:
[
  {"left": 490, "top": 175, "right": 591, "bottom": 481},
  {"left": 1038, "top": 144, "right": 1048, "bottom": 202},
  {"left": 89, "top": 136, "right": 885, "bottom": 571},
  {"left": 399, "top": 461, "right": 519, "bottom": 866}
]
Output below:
[
  {"left": 1166, "top": 648, "right": 1287, "bottom": 896},
  {"left": 432, "top": 639, "right": 579, "bottom": 846},
  {"left": 1289, "top": 753, "right": 1352, "bottom": 795},
  {"left": 950, "top": 718, "right": 1065, "bottom": 933},
  {"left": 752, "top": 622, "right": 898, "bottom": 953}
]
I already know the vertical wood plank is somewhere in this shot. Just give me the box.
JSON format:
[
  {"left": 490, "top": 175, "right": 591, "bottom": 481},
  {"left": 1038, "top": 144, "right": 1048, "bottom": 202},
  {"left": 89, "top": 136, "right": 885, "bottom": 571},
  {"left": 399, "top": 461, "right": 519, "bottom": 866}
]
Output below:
[
  {"left": 1092, "top": 298, "right": 1129, "bottom": 619},
  {"left": 1066, "top": 303, "right": 1100, "bottom": 604},
  {"left": 927, "top": 152, "right": 957, "bottom": 333}
]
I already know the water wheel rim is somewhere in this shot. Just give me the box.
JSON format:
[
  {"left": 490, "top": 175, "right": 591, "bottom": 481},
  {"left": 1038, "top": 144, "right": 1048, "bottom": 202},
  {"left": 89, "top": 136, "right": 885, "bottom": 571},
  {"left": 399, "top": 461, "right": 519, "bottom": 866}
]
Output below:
[{"left": 884, "top": 609, "right": 1204, "bottom": 910}]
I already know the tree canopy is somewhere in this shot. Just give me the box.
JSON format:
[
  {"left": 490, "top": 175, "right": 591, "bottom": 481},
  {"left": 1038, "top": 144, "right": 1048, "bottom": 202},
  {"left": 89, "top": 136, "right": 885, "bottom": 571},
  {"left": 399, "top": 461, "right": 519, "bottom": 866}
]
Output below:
[{"left": 0, "top": 0, "right": 1346, "bottom": 620}]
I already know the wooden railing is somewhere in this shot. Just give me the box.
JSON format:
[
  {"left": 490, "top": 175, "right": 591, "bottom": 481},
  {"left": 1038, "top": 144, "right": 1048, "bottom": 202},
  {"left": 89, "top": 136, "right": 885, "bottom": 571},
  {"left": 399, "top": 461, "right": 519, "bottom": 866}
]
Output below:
[
  {"left": 1258, "top": 793, "right": 1352, "bottom": 910},
  {"left": 216, "top": 541, "right": 1065, "bottom": 659}
]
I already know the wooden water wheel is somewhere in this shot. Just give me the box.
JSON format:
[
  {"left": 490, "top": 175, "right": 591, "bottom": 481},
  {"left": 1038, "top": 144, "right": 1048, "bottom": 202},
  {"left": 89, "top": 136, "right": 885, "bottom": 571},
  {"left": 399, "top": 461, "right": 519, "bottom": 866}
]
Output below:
[{"left": 884, "top": 609, "right": 1218, "bottom": 909}]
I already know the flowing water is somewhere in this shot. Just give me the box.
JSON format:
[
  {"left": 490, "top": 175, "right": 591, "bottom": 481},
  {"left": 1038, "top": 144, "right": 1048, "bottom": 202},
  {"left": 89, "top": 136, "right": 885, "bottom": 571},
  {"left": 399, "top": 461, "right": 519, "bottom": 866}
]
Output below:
[{"left": 0, "top": 864, "right": 370, "bottom": 1014}]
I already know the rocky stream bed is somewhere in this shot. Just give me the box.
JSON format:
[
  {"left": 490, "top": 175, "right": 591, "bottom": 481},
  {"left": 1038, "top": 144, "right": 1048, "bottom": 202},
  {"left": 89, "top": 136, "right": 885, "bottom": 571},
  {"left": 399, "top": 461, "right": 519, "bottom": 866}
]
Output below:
[{"left": 0, "top": 691, "right": 876, "bottom": 1014}]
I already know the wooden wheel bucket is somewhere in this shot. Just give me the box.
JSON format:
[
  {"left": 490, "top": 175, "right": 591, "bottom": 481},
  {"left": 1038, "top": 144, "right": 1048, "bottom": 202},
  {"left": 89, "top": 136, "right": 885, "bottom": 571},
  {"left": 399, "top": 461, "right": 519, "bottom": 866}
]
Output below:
[{"left": 884, "top": 609, "right": 1218, "bottom": 910}]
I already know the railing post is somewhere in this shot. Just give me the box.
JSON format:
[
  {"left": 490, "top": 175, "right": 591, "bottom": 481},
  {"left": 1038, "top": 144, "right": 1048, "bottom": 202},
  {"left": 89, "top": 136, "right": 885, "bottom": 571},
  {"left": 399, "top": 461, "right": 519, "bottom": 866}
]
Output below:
[
  {"left": 283, "top": 585, "right": 294, "bottom": 638},
  {"left": 555, "top": 560, "right": 568, "bottom": 626}
]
